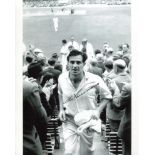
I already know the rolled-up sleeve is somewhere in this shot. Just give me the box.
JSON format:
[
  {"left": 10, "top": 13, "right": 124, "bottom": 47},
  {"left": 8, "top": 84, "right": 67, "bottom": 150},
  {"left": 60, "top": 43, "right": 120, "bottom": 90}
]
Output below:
[{"left": 97, "top": 77, "right": 112, "bottom": 100}]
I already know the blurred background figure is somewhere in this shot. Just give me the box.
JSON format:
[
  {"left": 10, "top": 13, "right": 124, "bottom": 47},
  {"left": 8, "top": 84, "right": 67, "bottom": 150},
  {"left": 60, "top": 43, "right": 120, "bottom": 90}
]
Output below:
[
  {"left": 23, "top": 51, "right": 35, "bottom": 75},
  {"left": 104, "top": 47, "right": 114, "bottom": 61},
  {"left": 94, "top": 49, "right": 102, "bottom": 56},
  {"left": 53, "top": 16, "right": 59, "bottom": 32},
  {"left": 80, "top": 38, "right": 94, "bottom": 60},
  {"left": 122, "top": 43, "right": 130, "bottom": 55},
  {"left": 67, "top": 36, "right": 79, "bottom": 50},
  {"left": 60, "top": 39, "right": 69, "bottom": 72},
  {"left": 87, "top": 58, "right": 103, "bottom": 77},
  {"left": 95, "top": 53, "right": 105, "bottom": 73},
  {"left": 103, "top": 59, "right": 116, "bottom": 82},
  {"left": 102, "top": 42, "right": 110, "bottom": 56}
]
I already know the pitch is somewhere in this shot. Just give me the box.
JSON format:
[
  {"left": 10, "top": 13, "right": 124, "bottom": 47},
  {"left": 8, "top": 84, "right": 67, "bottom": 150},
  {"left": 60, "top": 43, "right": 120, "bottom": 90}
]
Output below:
[{"left": 23, "top": 5, "right": 131, "bottom": 58}]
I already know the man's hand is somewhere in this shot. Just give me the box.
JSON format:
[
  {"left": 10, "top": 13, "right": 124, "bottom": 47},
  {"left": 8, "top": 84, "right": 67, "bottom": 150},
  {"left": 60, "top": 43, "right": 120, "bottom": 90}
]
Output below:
[
  {"left": 91, "top": 110, "right": 100, "bottom": 120},
  {"left": 59, "top": 110, "right": 66, "bottom": 122}
]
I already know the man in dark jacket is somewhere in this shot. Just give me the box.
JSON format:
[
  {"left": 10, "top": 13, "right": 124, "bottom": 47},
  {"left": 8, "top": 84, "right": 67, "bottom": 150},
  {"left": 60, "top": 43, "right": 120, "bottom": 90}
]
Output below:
[
  {"left": 23, "top": 79, "right": 48, "bottom": 155},
  {"left": 106, "top": 59, "right": 131, "bottom": 132},
  {"left": 117, "top": 83, "right": 131, "bottom": 155}
]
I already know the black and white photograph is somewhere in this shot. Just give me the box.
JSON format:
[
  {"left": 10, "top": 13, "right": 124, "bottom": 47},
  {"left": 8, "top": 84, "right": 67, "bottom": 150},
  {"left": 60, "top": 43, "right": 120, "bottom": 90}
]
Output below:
[{"left": 22, "top": 0, "right": 132, "bottom": 155}]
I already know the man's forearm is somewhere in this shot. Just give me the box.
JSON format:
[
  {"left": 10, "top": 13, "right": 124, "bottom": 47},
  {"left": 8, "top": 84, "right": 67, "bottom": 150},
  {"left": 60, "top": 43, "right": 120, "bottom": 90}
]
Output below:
[
  {"left": 97, "top": 99, "right": 111, "bottom": 115},
  {"left": 58, "top": 94, "right": 64, "bottom": 111}
]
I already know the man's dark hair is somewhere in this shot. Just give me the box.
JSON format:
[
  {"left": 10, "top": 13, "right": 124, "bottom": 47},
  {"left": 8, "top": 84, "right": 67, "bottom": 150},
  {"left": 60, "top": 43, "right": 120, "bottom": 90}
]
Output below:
[
  {"left": 62, "top": 39, "right": 67, "bottom": 44},
  {"left": 54, "top": 64, "right": 62, "bottom": 72},
  {"left": 94, "top": 49, "right": 101, "bottom": 55},
  {"left": 26, "top": 56, "right": 33, "bottom": 63},
  {"left": 118, "top": 44, "right": 123, "bottom": 50},
  {"left": 117, "top": 65, "right": 126, "bottom": 70},
  {"left": 104, "top": 61, "right": 113, "bottom": 69},
  {"left": 48, "top": 59, "right": 56, "bottom": 66},
  {"left": 67, "top": 49, "right": 87, "bottom": 63},
  {"left": 28, "top": 61, "right": 43, "bottom": 79},
  {"left": 41, "top": 73, "right": 54, "bottom": 87},
  {"left": 124, "top": 43, "right": 130, "bottom": 49}
]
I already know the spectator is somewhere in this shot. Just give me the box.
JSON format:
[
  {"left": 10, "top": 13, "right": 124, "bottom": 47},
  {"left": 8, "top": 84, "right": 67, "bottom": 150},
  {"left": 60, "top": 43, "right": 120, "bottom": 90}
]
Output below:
[
  {"left": 104, "top": 47, "right": 114, "bottom": 61},
  {"left": 95, "top": 53, "right": 105, "bottom": 73},
  {"left": 23, "top": 79, "right": 48, "bottom": 155},
  {"left": 87, "top": 58, "right": 103, "bottom": 77},
  {"left": 106, "top": 59, "right": 131, "bottom": 135},
  {"left": 113, "top": 52, "right": 123, "bottom": 61},
  {"left": 113, "top": 59, "right": 131, "bottom": 90},
  {"left": 45, "top": 58, "right": 61, "bottom": 83},
  {"left": 41, "top": 73, "right": 58, "bottom": 116},
  {"left": 122, "top": 54, "right": 131, "bottom": 67},
  {"left": 117, "top": 83, "right": 131, "bottom": 155},
  {"left": 94, "top": 49, "right": 102, "bottom": 56},
  {"left": 33, "top": 48, "right": 44, "bottom": 56},
  {"left": 103, "top": 59, "right": 116, "bottom": 82},
  {"left": 54, "top": 63, "right": 63, "bottom": 72},
  {"left": 23, "top": 51, "right": 35, "bottom": 75},
  {"left": 28, "top": 61, "right": 53, "bottom": 147},
  {"left": 122, "top": 43, "right": 130, "bottom": 55},
  {"left": 51, "top": 52, "right": 59, "bottom": 62},
  {"left": 102, "top": 42, "right": 110, "bottom": 56}
]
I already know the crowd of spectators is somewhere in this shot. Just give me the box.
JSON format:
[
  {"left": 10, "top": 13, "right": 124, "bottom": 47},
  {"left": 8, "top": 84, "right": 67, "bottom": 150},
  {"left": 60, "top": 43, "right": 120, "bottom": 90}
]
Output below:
[
  {"left": 23, "top": 0, "right": 131, "bottom": 8},
  {"left": 23, "top": 36, "right": 131, "bottom": 155}
]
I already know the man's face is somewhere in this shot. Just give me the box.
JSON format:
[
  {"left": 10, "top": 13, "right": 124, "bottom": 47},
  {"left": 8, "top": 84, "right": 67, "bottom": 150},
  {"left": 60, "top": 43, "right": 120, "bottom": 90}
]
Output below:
[
  {"left": 122, "top": 44, "right": 128, "bottom": 52},
  {"left": 96, "top": 53, "right": 103, "bottom": 62},
  {"left": 103, "top": 43, "right": 109, "bottom": 50},
  {"left": 68, "top": 55, "right": 85, "bottom": 76}
]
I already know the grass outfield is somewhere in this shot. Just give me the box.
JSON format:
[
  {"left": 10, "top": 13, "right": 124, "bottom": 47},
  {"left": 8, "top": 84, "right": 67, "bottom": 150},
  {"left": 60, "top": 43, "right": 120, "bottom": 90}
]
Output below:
[{"left": 23, "top": 5, "right": 131, "bottom": 58}]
